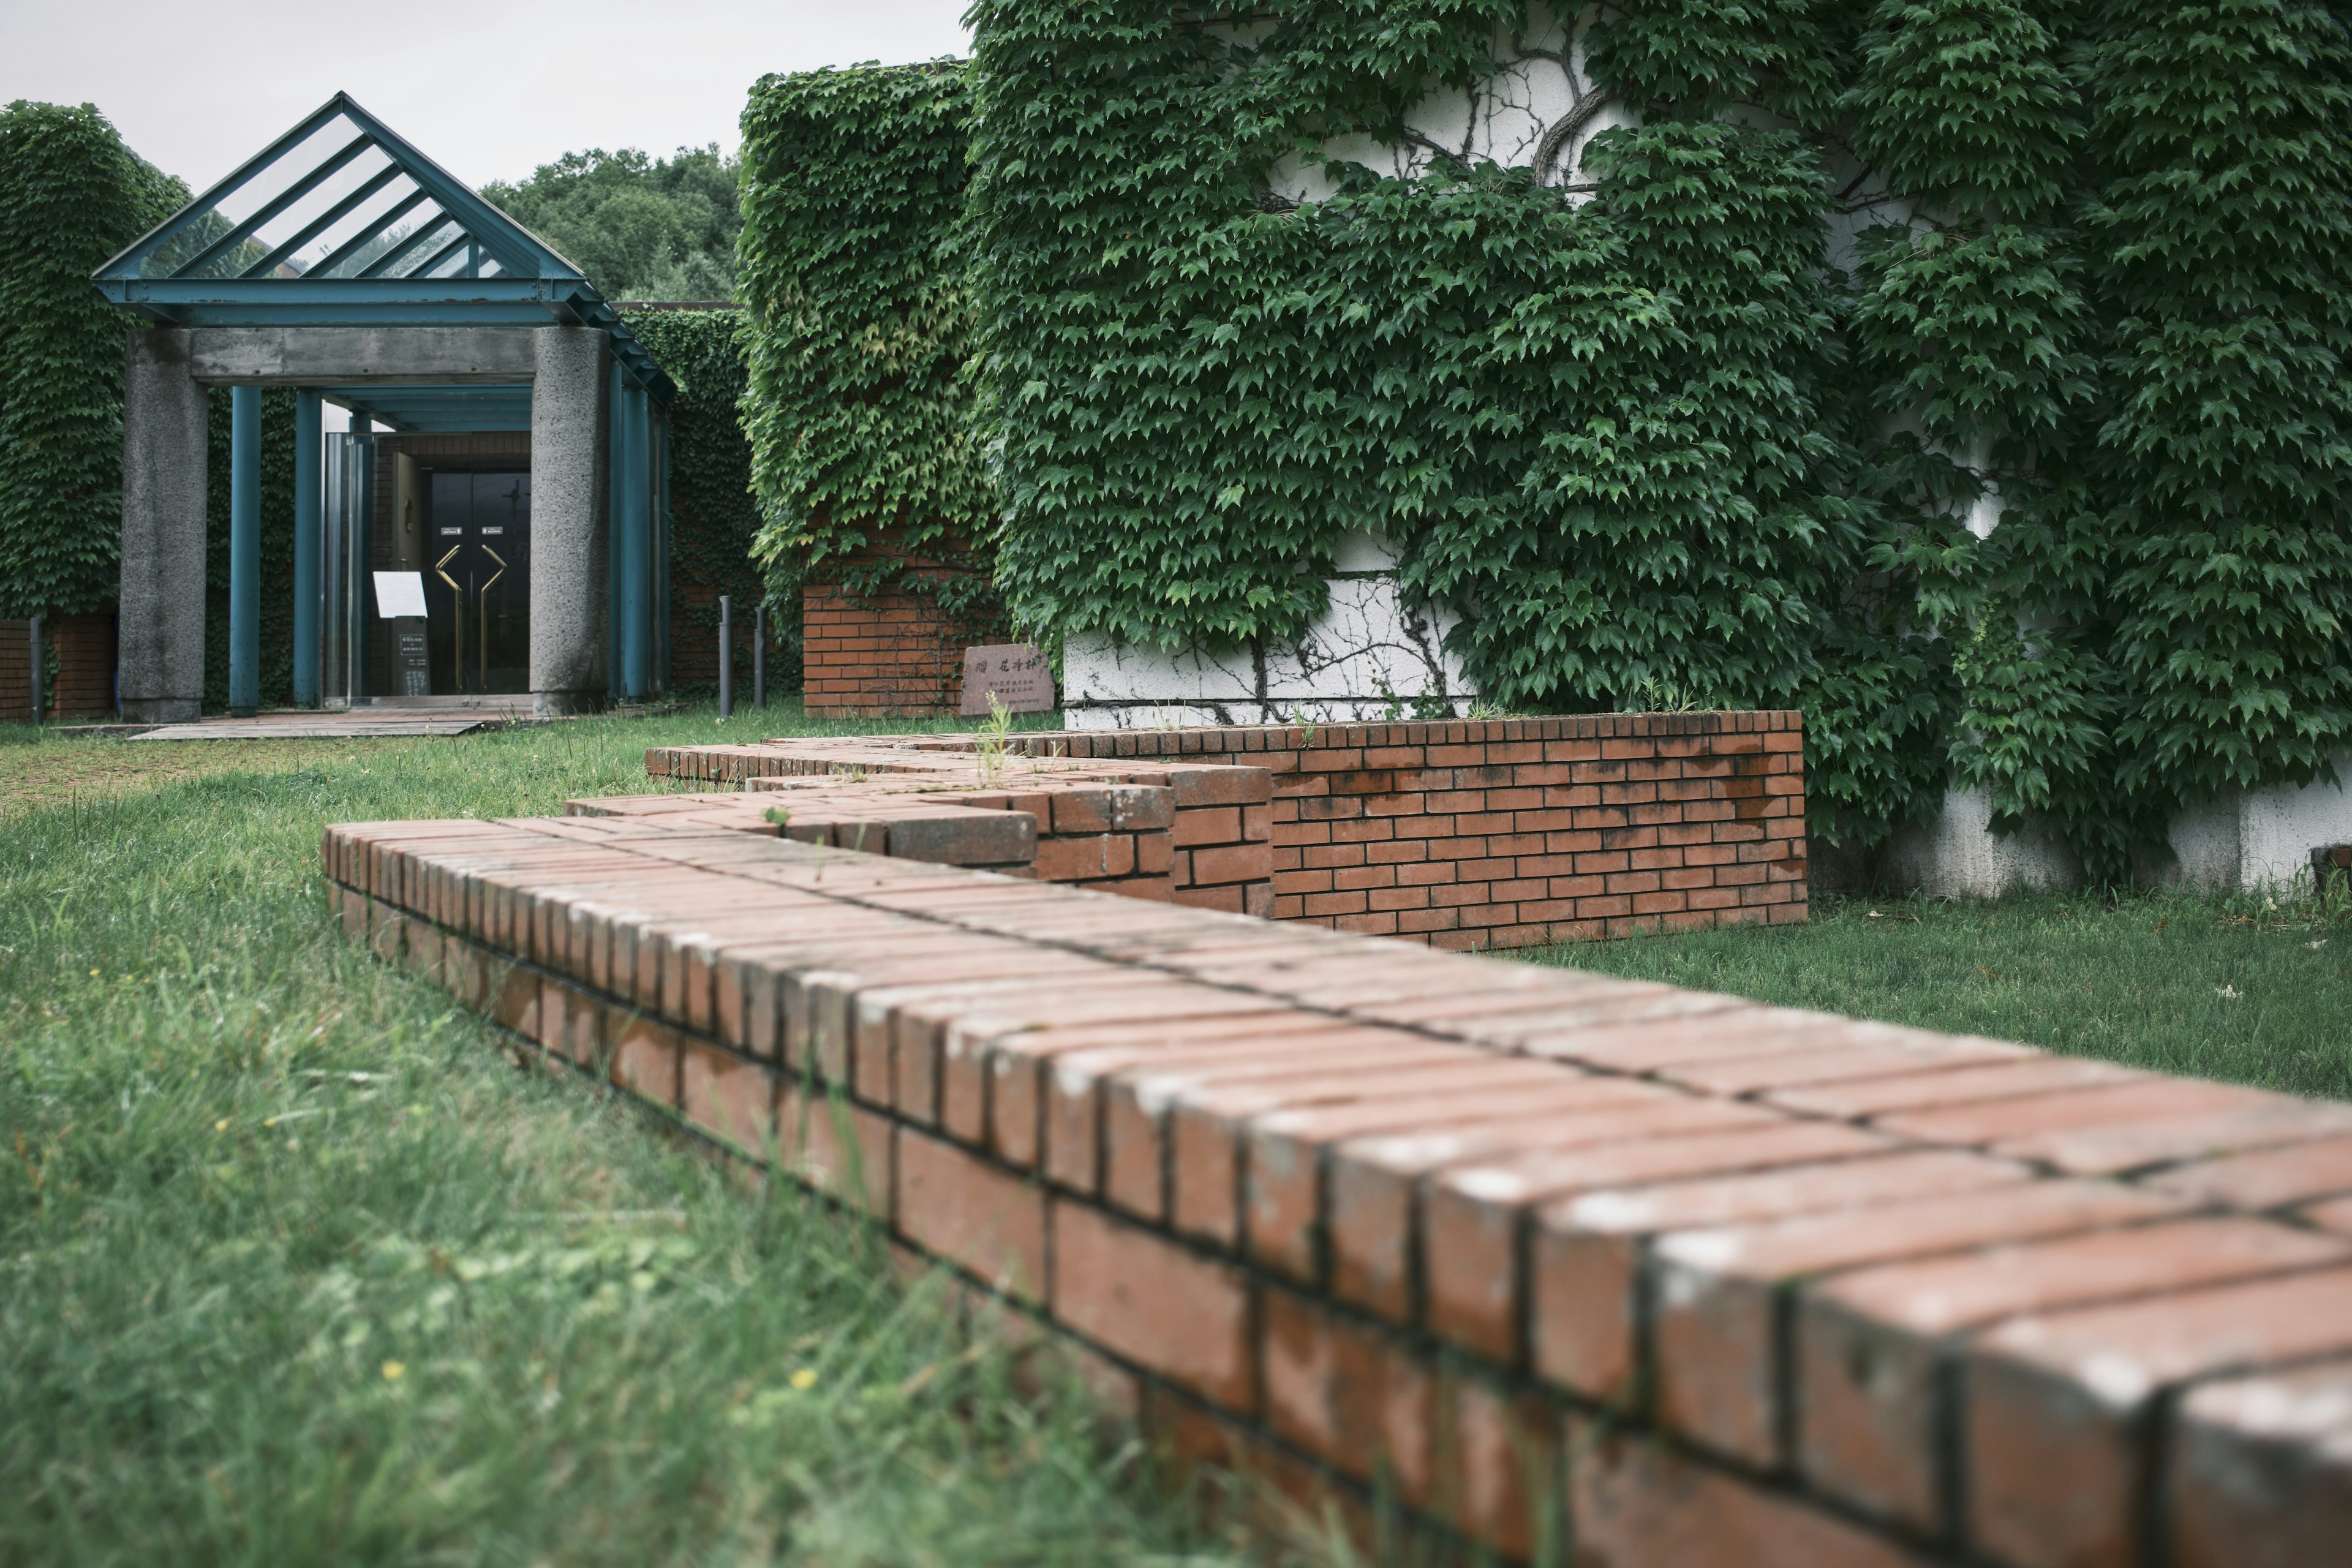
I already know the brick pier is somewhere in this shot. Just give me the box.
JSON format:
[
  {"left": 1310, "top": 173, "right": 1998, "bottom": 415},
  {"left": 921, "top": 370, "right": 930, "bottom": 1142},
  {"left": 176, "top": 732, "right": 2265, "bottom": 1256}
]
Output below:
[{"left": 323, "top": 722, "right": 2352, "bottom": 1564}]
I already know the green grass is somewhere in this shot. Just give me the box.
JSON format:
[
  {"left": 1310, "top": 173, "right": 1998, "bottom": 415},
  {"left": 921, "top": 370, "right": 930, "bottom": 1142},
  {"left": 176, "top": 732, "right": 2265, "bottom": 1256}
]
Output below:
[
  {"left": 1535, "top": 889, "right": 2352, "bottom": 1100},
  {"left": 11, "top": 706, "right": 2350, "bottom": 1564},
  {"left": 0, "top": 706, "right": 1299, "bottom": 1567}
]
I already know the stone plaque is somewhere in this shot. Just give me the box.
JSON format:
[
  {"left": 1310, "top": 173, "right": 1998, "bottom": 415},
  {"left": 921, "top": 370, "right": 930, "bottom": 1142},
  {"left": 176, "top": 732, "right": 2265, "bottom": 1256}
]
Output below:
[{"left": 960, "top": 643, "right": 1055, "bottom": 717}]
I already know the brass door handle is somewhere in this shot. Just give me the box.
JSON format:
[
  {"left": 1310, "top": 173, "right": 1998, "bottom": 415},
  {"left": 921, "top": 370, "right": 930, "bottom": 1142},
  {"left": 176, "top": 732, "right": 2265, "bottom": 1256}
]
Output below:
[
  {"left": 435, "top": 546, "right": 464, "bottom": 690},
  {"left": 478, "top": 546, "right": 506, "bottom": 688}
]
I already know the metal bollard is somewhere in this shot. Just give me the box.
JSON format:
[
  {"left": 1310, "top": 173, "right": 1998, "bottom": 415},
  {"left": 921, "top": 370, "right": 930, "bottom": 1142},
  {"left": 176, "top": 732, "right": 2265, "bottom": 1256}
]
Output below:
[
  {"left": 27, "top": 616, "right": 43, "bottom": 725},
  {"left": 717, "top": 595, "right": 733, "bottom": 718},
  {"left": 753, "top": 604, "right": 767, "bottom": 709}
]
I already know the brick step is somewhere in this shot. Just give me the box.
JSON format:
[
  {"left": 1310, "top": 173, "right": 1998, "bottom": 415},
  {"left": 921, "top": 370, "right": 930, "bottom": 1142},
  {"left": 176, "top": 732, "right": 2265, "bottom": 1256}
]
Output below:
[{"left": 325, "top": 812, "right": 2352, "bottom": 1567}]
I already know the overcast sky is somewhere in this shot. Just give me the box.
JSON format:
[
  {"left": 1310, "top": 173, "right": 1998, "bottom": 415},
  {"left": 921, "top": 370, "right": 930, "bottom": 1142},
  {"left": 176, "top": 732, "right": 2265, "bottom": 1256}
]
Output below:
[{"left": 0, "top": 0, "right": 974, "bottom": 192}]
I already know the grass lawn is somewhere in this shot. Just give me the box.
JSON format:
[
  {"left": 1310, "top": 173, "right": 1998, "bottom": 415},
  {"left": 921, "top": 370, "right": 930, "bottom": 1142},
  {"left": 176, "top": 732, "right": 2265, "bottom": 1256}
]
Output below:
[
  {"left": 0, "top": 706, "right": 1294, "bottom": 1567},
  {"left": 10, "top": 707, "right": 2348, "bottom": 1564},
  {"left": 1537, "top": 888, "right": 2352, "bottom": 1101}
]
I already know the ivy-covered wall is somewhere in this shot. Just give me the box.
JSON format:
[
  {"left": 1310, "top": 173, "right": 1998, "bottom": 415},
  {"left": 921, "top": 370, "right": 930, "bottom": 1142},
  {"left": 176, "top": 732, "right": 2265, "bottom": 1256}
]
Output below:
[
  {"left": 619, "top": 308, "right": 772, "bottom": 695},
  {"left": 736, "top": 62, "right": 1001, "bottom": 642},
  {"left": 0, "top": 102, "right": 186, "bottom": 621},
  {"left": 733, "top": 2, "right": 2352, "bottom": 878}
]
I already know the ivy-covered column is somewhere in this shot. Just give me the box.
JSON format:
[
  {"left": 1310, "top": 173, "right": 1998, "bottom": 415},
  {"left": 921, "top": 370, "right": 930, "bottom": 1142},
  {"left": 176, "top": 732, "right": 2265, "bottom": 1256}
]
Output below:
[{"left": 117, "top": 328, "right": 206, "bottom": 724}]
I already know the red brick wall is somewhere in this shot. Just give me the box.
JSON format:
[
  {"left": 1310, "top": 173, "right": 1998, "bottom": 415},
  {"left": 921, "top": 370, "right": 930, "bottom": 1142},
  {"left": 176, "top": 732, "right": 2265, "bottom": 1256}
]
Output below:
[
  {"left": 646, "top": 715, "right": 1803, "bottom": 950},
  {"left": 801, "top": 532, "right": 1001, "bottom": 717},
  {"left": 328, "top": 815, "right": 2352, "bottom": 1568},
  {"left": 0, "top": 613, "right": 116, "bottom": 722},
  {"left": 1003, "top": 714, "right": 1806, "bottom": 949}
]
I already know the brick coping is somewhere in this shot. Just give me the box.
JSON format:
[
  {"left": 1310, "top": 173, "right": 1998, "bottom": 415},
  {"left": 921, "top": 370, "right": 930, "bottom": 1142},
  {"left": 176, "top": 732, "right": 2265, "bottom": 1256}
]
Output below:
[{"left": 326, "top": 809, "right": 2352, "bottom": 1567}]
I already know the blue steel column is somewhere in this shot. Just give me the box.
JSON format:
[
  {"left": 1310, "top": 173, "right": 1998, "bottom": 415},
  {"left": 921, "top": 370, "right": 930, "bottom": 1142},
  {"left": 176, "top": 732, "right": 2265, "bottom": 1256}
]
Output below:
[
  {"left": 622, "top": 383, "right": 650, "bottom": 699},
  {"left": 657, "top": 412, "right": 672, "bottom": 692},
  {"left": 292, "top": 390, "right": 322, "bottom": 706},
  {"left": 611, "top": 362, "right": 630, "bottom": 705},
  {"left": 228, "top": 385, "right": 262, "bottom": 716}
]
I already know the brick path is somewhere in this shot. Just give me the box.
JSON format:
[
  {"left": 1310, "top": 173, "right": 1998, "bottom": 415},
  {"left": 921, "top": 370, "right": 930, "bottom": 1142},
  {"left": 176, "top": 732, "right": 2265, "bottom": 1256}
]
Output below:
[{"left": 325, "top": 791, "right": 2352, "bottom": 1567}]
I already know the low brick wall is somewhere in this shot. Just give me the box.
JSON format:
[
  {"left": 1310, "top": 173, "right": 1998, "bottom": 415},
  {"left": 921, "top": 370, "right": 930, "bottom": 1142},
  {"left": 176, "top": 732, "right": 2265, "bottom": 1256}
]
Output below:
[
  {"left": 649, "top": 713, "right": 1805, "bottom": 949},
  {"left": 801, "top": 532, "right": 1001, "bottom": 716},
  {"left": 326, "top": 811, "right": 2352, "bottom": 1567},
  {"left": 0, "top": 612, "right": 115, "bottom": 722},
  {"left": 642, "top": 735, "right": 1276, "bottom": 913}
]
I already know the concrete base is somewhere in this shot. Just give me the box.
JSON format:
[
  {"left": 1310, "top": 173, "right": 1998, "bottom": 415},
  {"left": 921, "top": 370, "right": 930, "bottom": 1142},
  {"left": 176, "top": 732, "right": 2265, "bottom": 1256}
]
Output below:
[
  {"left": 1061, "top": 531, "right": 1472, "bottom": 729},
  {"left": 121, "top": 698, "right": 201, "bottom": 724},
  {"left": 1865, "top": 760, "right": 2352, "bottom": 898},
  {"left": 1879, "top": 787, "right": 2082, "bottom": 898}
]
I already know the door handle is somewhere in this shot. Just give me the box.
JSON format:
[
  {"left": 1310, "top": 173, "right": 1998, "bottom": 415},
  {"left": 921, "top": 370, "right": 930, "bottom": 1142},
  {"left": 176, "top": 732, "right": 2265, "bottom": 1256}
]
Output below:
[
  {"left": 478, "top": 546, "right": 506, "bottom": 688},
  {"left": 434, "top": 545, "right": 464, "bottom": 690}
]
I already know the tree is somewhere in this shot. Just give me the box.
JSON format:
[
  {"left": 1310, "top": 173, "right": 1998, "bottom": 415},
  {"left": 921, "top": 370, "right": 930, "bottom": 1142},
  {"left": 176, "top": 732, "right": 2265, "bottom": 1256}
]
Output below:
[{"left": 481, "top": 145, "right": 741, "bottom": 301}]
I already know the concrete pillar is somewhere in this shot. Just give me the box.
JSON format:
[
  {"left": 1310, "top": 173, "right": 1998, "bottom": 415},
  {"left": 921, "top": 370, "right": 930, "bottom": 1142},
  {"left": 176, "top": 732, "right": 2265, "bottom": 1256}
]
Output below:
[
  {"left": 228, "top": 386, "right": 262, "bottom": 717},
  {"left": 529, "top": 326, "right": 611, "bottom": 715},
  {"left": 292, "top": 389, "right": 322, "bottom": 707},
  {"left": 118, "top": 330, "right": 207, "bottom": 723}
]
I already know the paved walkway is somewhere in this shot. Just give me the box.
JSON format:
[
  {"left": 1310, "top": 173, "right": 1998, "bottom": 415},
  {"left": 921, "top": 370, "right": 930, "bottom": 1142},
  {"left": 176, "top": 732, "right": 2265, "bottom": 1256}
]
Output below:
[{"left": 124, "top": 705, "right": 528, "bottom": 741}]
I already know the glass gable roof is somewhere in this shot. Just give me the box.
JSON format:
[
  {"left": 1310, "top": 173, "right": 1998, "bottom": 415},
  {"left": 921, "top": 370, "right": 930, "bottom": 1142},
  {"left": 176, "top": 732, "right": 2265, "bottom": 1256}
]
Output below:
[{"left": 94, "top": 92, "right": 672, "bottom": 408}]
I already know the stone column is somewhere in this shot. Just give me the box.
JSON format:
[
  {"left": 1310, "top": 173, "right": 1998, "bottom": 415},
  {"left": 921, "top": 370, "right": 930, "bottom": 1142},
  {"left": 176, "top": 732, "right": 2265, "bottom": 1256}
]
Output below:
[
  {"left": 118, "top": 329, "right": 208, "bottom": 723},
  {"left": 529, "top": 326, "right": 611, "bottom": 715}
]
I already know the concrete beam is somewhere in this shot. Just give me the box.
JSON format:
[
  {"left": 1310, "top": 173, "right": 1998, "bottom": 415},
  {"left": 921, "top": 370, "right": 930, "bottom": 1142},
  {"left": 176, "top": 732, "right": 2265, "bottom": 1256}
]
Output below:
[
  {"left": 118, "top": 330, "right": 208, "bottom": 723},
  {"left": 183, "top": 326, "right": 539, "bottom": 384},
  {"left": 529, "top": 326, "right": 611, "bottom": 715}
]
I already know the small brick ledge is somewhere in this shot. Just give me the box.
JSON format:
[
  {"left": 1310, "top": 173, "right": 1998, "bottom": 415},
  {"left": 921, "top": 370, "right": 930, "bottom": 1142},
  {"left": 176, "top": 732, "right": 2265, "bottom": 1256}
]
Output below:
[
  {"left": 646, "top": 712, "right": 1807, "bottom": 951},
  {"left": 326, "top": 812, "right": 2352, "bottom": 1567}
]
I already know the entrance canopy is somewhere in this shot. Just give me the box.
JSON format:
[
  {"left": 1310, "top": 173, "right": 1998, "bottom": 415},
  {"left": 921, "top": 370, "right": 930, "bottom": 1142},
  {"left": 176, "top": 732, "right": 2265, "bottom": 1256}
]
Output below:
[
  {"left": 96, "top": 92, "right": 673, "bottom": 722},
  {"left": 92, "top": 90, "right": 671, "bottom": 428}
]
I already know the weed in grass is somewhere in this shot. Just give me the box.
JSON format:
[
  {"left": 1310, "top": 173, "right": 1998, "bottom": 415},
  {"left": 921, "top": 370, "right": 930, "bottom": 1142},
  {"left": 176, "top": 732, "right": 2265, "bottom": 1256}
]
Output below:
[
  {"left": 975, "top": 693, "right": 1016, "bottom": 786},
  {"left": 0, "top": 704, "right": 1305, "bottom": 1566}
]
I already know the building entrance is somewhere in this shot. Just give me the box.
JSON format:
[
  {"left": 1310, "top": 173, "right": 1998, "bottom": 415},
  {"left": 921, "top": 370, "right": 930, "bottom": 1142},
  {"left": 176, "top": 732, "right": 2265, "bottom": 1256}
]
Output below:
[{"left": 423, "top": 469, "right": 530, "bottom": 694}]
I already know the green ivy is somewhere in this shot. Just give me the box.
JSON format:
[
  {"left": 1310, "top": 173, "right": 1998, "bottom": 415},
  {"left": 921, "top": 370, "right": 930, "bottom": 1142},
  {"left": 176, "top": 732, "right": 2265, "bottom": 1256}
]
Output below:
[
  {"left": 2088, "top": 0, "right": 2352, "bottom": 848},
  {"left": 0, "top": 102, "right": 186, "bottom": 620},
  {"left": 619, "top": 308, "right": 775, "bottom": 695},
  {"left": 730, "top": 2, "right": 2352, "bottom": 873},
  {"left": 735, "top": 63, "right": 1000, "bottom": 641}
]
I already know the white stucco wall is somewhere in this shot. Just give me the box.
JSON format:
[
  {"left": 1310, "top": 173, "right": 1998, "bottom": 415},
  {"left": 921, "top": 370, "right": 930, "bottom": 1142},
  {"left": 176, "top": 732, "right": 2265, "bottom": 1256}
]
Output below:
[{"left": 1061, "top": 531, "right": 1472, "bottom": 729}]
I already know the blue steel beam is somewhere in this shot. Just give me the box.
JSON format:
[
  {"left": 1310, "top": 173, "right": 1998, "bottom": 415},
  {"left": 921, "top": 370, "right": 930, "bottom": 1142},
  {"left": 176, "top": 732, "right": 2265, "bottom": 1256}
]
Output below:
[
  {"left": 358, "top": 217, "right": 461, "bottom": 280},
  {"left": 293, "top": 390, "right": 323, "bottom": 705},
  {"left": 105, "top": 276, "right": 569, "bottom": 307},
  {"left": 306, "top": 190, "right": 434, "bottom": 280},
  {"left": 240, "top": 163, "right": 409, "bottom": 280},
  {"left": 94, "top": 97, "right": 354, "bottom": 279},
  {"left": 404, "top": 230, "right": 474, "bottom": 282},
  {"left": 175, "top": 133, "right": 377, "bottom": 280},
  {"left": 229, "top": 387, "right": 262, "bottom": 715}
]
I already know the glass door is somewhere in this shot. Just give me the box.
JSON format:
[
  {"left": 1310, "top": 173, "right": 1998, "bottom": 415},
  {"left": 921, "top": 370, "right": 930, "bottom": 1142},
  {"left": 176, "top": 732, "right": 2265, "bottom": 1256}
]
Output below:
[{"left": 423, "top": 470, "right": 531, "bottom": 695}]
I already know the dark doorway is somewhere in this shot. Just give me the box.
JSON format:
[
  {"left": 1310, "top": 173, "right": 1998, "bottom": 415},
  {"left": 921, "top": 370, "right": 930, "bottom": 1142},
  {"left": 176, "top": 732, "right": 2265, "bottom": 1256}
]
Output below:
[{"left": 423, "top": 469, "right": 530, "bottom": 694}]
